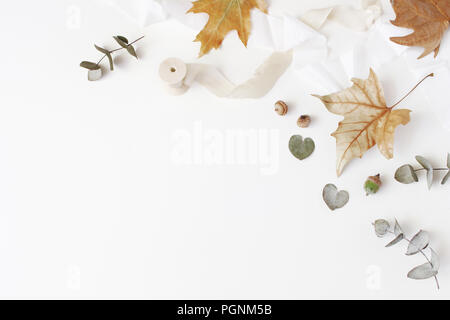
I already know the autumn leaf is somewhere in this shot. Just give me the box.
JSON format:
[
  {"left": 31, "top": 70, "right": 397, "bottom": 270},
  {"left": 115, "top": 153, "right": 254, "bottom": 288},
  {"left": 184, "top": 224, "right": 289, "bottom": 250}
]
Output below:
[
  {"left": 390, "top": 0, "right": 450, "bottom": 59},
  {"left": 188, "top": 0, "right": 268, "bottom": 57},
  {"left": 314, "top": 69, "right": 433, "bottom": 176}
]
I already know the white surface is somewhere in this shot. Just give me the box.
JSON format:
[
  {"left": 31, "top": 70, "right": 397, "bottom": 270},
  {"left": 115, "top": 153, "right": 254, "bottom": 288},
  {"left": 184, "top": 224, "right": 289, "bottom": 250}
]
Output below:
[{"left": 0, "top": 0, "right": 449, "bottom": 299}]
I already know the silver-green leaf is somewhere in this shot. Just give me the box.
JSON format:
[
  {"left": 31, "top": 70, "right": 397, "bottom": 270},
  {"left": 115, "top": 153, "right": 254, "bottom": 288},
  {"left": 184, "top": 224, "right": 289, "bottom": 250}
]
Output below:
[
  {"left": 442, "top": 170, "right": 450, "bottom": 185},
  {"left": 94, "top": 45, "right": 114, "bottom": 71},
  {"left": 430, "top": 248, "right": 439, "bottom": 272},
  {"left": 395, "top": 165, "right": 418, "bottom": 184},
  {"left": 416, "top": 156, "right": 433, "bottom": 189},
  {"left": 80, "top": 61, "right": 100, "bottom": 70},
  {"left": 385, "top": 233, "right": 404, "bottom": 247},
  {"left": 406, "top": 230, "right": 430, "bottom": 256},
  {"left": 322, "top": 184, "right": 349, "bottom": 211},
  {"left": 407, "top": 263, "right": 438, "bottom": 280},
  {"left": 88, "top": 68, "right": 102, "bottom": 81},
  {"left": 394, "top": 219, "right": 403, "bottom": 237},
  {"left": 373, "top": 219, "right": 390, "bottom": 238}
]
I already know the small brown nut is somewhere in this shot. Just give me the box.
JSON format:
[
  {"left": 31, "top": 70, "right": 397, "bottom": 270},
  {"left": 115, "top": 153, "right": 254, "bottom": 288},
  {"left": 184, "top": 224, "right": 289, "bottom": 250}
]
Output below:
[
  {"left": 274, "top": 100, "right": 288, "bottom": 116},
  {"left": 297, "top": 115, "right": 311, "bottom": 128}
]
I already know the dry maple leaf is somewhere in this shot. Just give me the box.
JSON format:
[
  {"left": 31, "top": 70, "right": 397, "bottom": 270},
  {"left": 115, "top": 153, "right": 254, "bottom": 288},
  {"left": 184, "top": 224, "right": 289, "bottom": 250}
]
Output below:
[
  {"left": 188, "top": 0, "right": 268, "bottom": 57},
  {"left": 314, "top": 69, "right": 433, "bottom": 176},
  {"left": 390, "top": 0, "right": 450, "bottom": 59}
]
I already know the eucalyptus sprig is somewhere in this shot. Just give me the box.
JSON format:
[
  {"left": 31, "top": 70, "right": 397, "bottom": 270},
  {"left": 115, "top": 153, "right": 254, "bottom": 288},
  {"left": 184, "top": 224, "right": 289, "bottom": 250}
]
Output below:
[
  {"left": 395, "top": 154, "right": 450, "bottom": 189},
  {"left": 373, "top": 219, "right": 440, "bottom": 290},
  {"left": 80, "top": 35, "right": 144, "bottom": 81}
]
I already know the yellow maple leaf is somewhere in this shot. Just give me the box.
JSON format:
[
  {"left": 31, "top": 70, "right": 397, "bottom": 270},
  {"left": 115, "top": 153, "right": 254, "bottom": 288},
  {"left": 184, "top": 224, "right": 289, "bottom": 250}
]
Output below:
[
  {"left": 188, "top": 0, "right": 268, "bottom": 57},
  {"left": 390, "top": 0, "right": 450, "bottom": 59},
  {"left": 314, "top": 69, "right": 432, "bottom": 177}
]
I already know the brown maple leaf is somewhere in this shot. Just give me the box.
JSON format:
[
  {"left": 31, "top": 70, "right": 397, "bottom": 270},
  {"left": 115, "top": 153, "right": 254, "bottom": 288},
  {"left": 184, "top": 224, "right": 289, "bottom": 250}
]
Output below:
[
  {"left": 390, "top": 0, "right": 450, "bottom": 59},
  {"left": 314, "top": 69, "right": 433, "bottom": 176},
  {"left": 188, "top": 0, "right": 268, "bottom": 57}
]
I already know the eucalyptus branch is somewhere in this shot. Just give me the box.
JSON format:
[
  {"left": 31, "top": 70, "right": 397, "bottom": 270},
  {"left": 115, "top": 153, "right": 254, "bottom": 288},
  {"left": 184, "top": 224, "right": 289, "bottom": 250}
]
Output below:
[
  {"left": 80, "top": 34, "right": 145, "bottom": 81},
  {"left": 395, "top": 154, "right": 450, "bottom": 189},
  {"left": 374, "top": 219, "right": 440, "bottom": 290}
]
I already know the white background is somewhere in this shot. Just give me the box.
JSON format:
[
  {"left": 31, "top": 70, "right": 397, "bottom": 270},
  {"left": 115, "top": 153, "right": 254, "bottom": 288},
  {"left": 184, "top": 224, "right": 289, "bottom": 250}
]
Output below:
[{"left": 0, "top": 0, "right": 449, "bottom": 299}]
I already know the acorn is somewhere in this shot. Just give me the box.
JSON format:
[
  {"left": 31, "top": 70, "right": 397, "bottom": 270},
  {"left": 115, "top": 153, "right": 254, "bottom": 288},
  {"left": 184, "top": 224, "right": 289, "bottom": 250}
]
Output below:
[
  {"left": 297, "top": 115, "right": 311, "bottom": 128},
  {"left": 364, "top": 174, "right": 382, "bottom": 196},
  {"left": 274, "top": 100, "right": 288, "bottom": 116}
]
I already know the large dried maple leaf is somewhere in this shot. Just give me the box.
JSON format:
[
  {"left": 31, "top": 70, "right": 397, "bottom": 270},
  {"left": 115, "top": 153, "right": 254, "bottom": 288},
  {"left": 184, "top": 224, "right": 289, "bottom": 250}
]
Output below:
[
  {"left": 390, "top": 0, "right": 450, "bottom": 59},
  {"left": 313, "top": 69, "right": 412, "bottom": 176},
  {"left": 188, "top": 0, "right": 268, "bottom": 57}
]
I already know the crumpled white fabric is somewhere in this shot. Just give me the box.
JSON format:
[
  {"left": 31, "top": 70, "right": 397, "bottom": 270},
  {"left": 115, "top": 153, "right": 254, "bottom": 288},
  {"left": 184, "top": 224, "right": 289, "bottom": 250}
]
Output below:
[{"left": 101, "top": 0, "right": 449, "bottom": 130}]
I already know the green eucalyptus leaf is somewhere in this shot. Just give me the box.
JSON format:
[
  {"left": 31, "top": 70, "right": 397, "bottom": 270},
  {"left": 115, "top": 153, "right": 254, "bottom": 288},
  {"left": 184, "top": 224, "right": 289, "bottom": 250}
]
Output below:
[
  {"left": 80, "top": 61, "right": 100, "bottom": 70},
  {"left": 416, "top": 156, "right": 433, "bottom": 189},
  {"left": 394, "top": 219, "right": 403, "bottom": 237},
  {"left": 288, "top": 135, "right": 315, "bottom": 160},
  {"left": 94, "top": 45, "right": 114, "bottom": 71},
  {"left": 395, "top": 165, "right": 418, "bottom": 184},
  {"left": 113, "top": 36, "right": 129, "bottom": 48},
  {"left": 373, "top": 219, "right": 390, "bottom": 238}
]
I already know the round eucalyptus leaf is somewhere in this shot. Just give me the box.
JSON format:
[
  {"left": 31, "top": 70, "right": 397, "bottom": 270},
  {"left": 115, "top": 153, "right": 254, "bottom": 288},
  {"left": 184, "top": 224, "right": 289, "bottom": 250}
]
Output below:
[
  {"left": 373, "top": 219, "right": 390, "bottom": 238},
  {"left": 88, "top": 68, "right": 102, "bottom": 81},
  {"left": 406, "top": 230, "right": 430, "bottom": 256},
  {"left": 407, "top": 263, "right": 438, "bottom": 280},
  {"left": 394, "top": 165, "right": 418, "bottom": 184}
]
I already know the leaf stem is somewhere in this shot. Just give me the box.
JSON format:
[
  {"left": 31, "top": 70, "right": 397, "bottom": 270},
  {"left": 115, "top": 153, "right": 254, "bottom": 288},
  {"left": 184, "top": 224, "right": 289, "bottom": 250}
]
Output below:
[
  {"left": 414, "top": 168, "right": 448, "bottom": 172},
  {"left": 390, "top": 73, "right": 434, "bottom": 109},
  {"left": 95, "top": 35, "right": 145, "bottom": 66}
]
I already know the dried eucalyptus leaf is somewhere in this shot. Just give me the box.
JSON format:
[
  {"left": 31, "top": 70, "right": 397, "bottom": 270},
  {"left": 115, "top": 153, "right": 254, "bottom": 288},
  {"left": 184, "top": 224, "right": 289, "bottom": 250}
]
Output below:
[
  {"left": 394, "top": 219, "right": 403, "bottom": 237},
  {"left": 88, "top": 68, "right": 102, "bottom": 81},
  {"left": 406, "top": 230, "right": 430, "bottom": 256},
  {"left": 113, "top": 36, "right": 129, "bottom": 48},
  {"left": 395, "top": 165, "right": 418, "bottom": 184},
  {"left": 407, "top": 263, "right": 437, "bottom": 280},
  {"left": 374, "top": 219, "right": 390, "bottom": 238},
  {"left": 95, "top": 44, "right": 114, "bottom": 71},
  {"left": 126, "top": 44, "right": 138, "bottom": 59},
  {"left": 430, "top": 248, "right": 439, "bottom": 271},
  {"left": 322, "top": 184, "right": 349, "bottom": 211},
  {"left": 80, "top": 61, "right": 99, "bottom": 70},
  {"left": 386, "top": 233, "right": 404, "bottom": 247},
  {"left": 442, "top": 170, "right": 450, "bottom": 185}
]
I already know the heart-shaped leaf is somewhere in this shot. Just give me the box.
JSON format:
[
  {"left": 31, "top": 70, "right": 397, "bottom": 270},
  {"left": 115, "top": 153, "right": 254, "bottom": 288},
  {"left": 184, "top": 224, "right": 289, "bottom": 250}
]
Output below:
[
  {"left": 373, "top": 219, "right": 390, "bottom": 238},
  {"left": 407, "top": 263, "right": 438, "bottom": 280},
  {"left": 406, "top": 230, "right": 430, "bottom": 256},
  {"left": 322, "top": 184, "right": 349, "bottom": 211},
  {"left": 95, "top": 45, "right": 114, "bottom": 71},
  {"left": 395, "top": 165, "right": 418, "bottom": 184},
  {"left": 416, "top": 156, "right": 433, "bottom": 189},
  {"left": 289, "top": 135, "right": 315, "bottom": 160}
]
